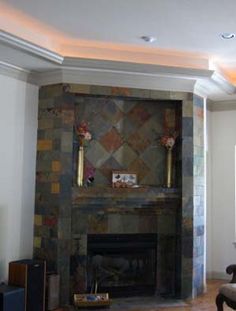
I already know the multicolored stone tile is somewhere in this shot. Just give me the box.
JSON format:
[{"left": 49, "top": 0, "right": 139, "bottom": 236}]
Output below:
[
  {"left": 128, "top": 103, "right": 151, "bottom": 126},
  {"left": 38, "top": 107, "right": 62, "bottom": 119},
  {"left": 182, "top": 100, "right": 193, "bottom": 117},
  {"left": 69, "top": 84, "right": 91, "bottom": 94},
  {"left": 35, "top": 84, "right": 205, "bottom": 302},
  {"left": 72, "top": 211, "right": 88, "bottom": 234},
  {"left": 87, "top": 120, "right": 110, "bottom": 142},
  {"left": 61, "top": 131, "right": 73, "bottom": 152},
  {"left": 99, "top": 127, "right": 123, "bottom": 153},
  {"left": 127, "top": 131, "right": 150, "bottom": 154},
  {"left": 99, "top": 156, "right": 122, "bottom": 181},
  {"left": 43, "top": 216, "right": 58, "bottom": 227},
  {"left": 38, "top": 119, "right": 54, "bottom": 129},
  {"left": 101, "top": 99, "right": 124, "bottom": 125},
  {"left": 122, "top": 214, "right": 139, "bottom": 233},
  {"left": 128, "top": 158, "right": 150, "bottom": 183},
  {"left": 114, "top": 98, "right": 136, "bottom": 113},
  {"left": 149, "top": 90, "right": 171, "bottom": 100},
  {"left": 34, "top": 215, "right": 43, "bottom": 226},
  {"left": 111, "top": 86, "right": 131, "bottom": 96},
  {"left": 139, "top": 115, "right": 163, "bottom": 141},
  {"left": 115, "top": 115, "right": 137, "bottom": 139},
  {"left": 164, "top": 108, "right": 176, "bottom": 129},
  {"left": 39, "top": 84, "right": 63, "bottom": 99},
  {"left": 37, "top": 139, "right": 53, "bottom": 151},
  {"left": 87, "top": 214, "right": 108, "bottom": 233},
  {"left": 51, "top": 182, "right": 60, "bottom": 193},
  {"left": 62, "top": 109, "right": 75, "bottom": 125},
  {"left": 139, "top": 215, "right": 157, "bottom": 233},
  {"left": 92, "top": 170, "right": 109, "bottom": 185},
  {"left": 113, "top": 143, "right": 138, "bottom": 168},
  {"left": 52, "top": 160, "right": 61, "bottom": 172},
  {"left": 107, "top": 214, "right": 123, "bottom": 233},
  {"left": 85, "top": 140, "right": 110, "bottom": 167},
  {"left": 90, "top": 85, "right": 112, "bottom": 96},
  {"left": 128, "top": 88, "right": 151, "bottom": 99},
  {"left": 34, "top": 237, "right": 42, "bottom": 248}
]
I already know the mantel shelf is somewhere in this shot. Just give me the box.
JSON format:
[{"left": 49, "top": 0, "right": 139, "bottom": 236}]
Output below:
[{"left": 72, "top": 186, "right": 181, "bottom": 203}]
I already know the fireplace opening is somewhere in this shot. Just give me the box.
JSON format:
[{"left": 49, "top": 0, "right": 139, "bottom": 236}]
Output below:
[{"left": 87, "top": 234, "right": 157, "bottom": 297}]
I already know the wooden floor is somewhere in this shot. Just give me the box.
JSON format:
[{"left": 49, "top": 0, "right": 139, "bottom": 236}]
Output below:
[
  {"left": 156, "top": 279, "right": 230, "bottom": 311},
  {"left": 61, "top": 280, "right": 231, "bottom": 311}
]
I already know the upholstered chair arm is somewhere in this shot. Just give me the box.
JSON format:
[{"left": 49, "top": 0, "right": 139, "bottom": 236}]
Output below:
[{"left": 226, "top": 265, "right": 236, "bottom": 283}]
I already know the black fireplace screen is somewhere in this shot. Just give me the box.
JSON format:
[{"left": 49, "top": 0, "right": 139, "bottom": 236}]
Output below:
[{"left": 87, "top": 234, "right": 157, "bottom": 297}]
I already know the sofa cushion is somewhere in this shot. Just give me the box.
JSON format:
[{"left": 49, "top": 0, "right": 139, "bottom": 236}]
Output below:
[{"left": 219, "top": 283, "right": 236, "bottom": 301}]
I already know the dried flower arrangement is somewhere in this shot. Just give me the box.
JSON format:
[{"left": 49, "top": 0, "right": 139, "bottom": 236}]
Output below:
[
  {"left": 159, "top": 132, "right": 178, "bottom": 150},
  {"left": 76, "top": 121, "right": 92, "bottom": 146}
]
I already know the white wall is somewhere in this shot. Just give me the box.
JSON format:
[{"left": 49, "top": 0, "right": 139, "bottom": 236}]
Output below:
[
  {"left": 0, "top": 73, "right": 38, "bottom": 282},
  {"left": 206, "top": 107, "right": 212, "bottom": 276},
  {"left": 207, "top": 103, "right": 236, "bottom": 279}
]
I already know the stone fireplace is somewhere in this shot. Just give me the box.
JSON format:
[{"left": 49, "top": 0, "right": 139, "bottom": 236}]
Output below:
[
  {"left": 34, "top": 84, "right": 205, "bottom": 304},
  {"left": 70, "top": 187, "right": 180, "bottom": 299}
]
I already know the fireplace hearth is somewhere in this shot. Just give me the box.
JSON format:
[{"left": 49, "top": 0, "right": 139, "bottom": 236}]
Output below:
[{"left": 87, "top": 234, "right": 157, "bottom": 297}]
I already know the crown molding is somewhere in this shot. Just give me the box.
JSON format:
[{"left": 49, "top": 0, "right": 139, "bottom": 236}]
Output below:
[
  {"left": 211, "top": 72, "right": 236, "bottom": 94},
  {"left": 33, "top": 65, "right": 198, "bottom": 93},
  {"left": 63, "top": 57, "right": 213, "bottom": 79},
  {"left": 1, "top": 38, "right": 236, "bottom": 101},
  {"left": 0, "top": 61, "right": 32, "bottom": 82},
  {"left": 33, "top": 57, "right": 213, "bottom": 93},
  {"left": 194, "top": 81, "right": 210, "bottom": 98},
  {"left": 194, "top": 71, "right": 236, "bottom": 101},
  {"left": 2, "top": 55, "right": 235, "bottom": 102},
  {"left": 0, "top": 30, "right": 64, "bottom": 64}
]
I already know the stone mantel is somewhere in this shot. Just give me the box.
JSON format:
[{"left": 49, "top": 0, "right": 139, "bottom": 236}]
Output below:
[
  {"left": 72, "top": 187, "right": 181, "bottom": 213},
  {"left": 72, "top": 186, "right": 181, "bottom": 211},
  {"left": 71, "top": 186, "right": 181, "bottom": 236}
]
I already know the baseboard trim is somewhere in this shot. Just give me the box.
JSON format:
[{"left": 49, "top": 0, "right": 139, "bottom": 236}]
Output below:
[{"left": 207, "top": 271, "right": 230, "bottom": 280}]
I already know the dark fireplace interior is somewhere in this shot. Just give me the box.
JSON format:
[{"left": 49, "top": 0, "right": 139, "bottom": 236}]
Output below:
[{"left": 87, "top": 234, "right": 157, "bottom": 297}]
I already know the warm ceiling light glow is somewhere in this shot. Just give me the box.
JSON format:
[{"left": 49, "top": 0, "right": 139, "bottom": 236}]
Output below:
[
  {"left": 0, "top": 2, "right": 66, "bottom": 53},
  {"left": 221, "top": 33, "right": 235, "bottom": 39},
  {"left": 0, "top": 2, "right": 209, "bottom": 70}
]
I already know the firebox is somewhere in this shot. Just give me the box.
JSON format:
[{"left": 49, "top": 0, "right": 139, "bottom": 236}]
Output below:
[{"left": 87, "top": 234, "right": 157, "bottom": 297}]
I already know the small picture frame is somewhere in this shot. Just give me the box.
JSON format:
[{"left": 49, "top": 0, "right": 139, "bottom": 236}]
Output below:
[{"left": 112, "top": 171, "right": 137, "bottom": 188}]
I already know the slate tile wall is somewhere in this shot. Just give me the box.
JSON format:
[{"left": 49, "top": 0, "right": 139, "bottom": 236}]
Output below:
[
  {"left": 193, "top": 94, "right": 205, "bottom": 296},
  {"left": 33, "top": 84, "right": 205, "bottom": 303},
  {"left": 70, "top": 187, "right": 180, "bottom": 297},
  {"left": 74, "top": 96, "right": 181, "bottom": 187},
  {"left": 34, "top": 85, "right": 74, "bottom": 303},
  {"left": 181, "top": 93, "right": 194, "bottom": 298}
]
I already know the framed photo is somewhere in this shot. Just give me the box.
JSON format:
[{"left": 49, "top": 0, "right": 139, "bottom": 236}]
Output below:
[{"left": 112, "top": 171, "right": 137, "bottom": 188}]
